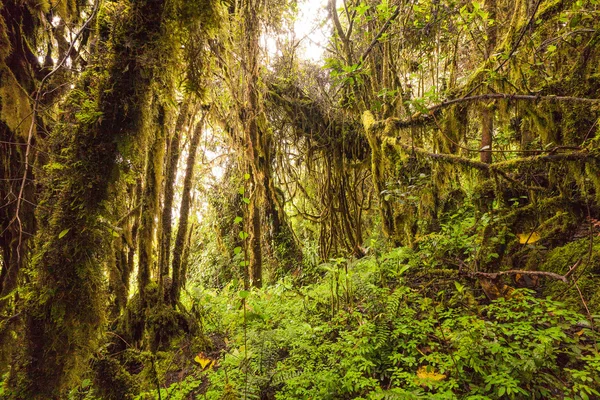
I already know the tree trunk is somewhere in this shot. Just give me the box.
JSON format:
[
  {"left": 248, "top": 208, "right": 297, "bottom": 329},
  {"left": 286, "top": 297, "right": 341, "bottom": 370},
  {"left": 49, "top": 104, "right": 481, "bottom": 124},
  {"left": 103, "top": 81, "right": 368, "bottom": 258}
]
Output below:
[
  {"left": 171, "top": 120, "right": 203, "bottom": 305},
  {"left": 480, "top": 0, "right": 497, "bottom": 165},
  {"left": 248, "top": 189, "right": 263, "bottom": 287},
  {"left": 15, "top": 0, "right": 168, "bottom": 396},
  {"left": 160, "top": 100, "right": 191, "bottom": 284},
  {"left": 242, "top": 0, "right": 264, "bottom": 287},
  {"left": 138, "top": 104, "right": 167, "bottom": 302},
  {"left": 0, "top": 0, "right": 41, "bottom": 318},
  {"left": 179, "top": 222, "right": 196, "bottom": 294},
  {"left": 480, "top": 106, "right": 494, "bottom": 164}
]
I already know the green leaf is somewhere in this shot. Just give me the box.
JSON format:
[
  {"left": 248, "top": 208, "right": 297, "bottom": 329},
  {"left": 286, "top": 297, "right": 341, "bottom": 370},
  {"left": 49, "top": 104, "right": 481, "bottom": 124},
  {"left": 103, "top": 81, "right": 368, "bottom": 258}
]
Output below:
[
  {"left": 238, "top": 290, "right": 250, "bottom": 299},
  {"left": 244, "top": 173, "right": 251, "bottom": 180},
  {"left": 238, "top": 187, "right": 245, "bottom": 195},
  {"left": 234, "top": 216, "right": 243, "bottom": 224},
  {"left": 58, "top": 229, "right": 70, "bottom": 239},
  {"left": 398, "top": 264, "right": 410, "bottom": 276},
  {"left": 46, "top": 162, "right": 66, "bottom": 171},
  {"left": 239, "top": 231, "right": 249, "bottom": 240},
  {"left": 239, "top": 260, "right": 249, "bottom": 267},
  {"left": 454, "top": 281, "right": 465, "bottom": 293},
  {"left": 242, "top": 197, "right": 250, "bottom": 205},
  {"left": 355, "top": 2, "right": 369, "bottom": 16},
  {"left": 569, "top": 14, "right": 581, "bottom": 28},
  {"left": 234, "top": 246, "right": 242, "bottom": 254}
]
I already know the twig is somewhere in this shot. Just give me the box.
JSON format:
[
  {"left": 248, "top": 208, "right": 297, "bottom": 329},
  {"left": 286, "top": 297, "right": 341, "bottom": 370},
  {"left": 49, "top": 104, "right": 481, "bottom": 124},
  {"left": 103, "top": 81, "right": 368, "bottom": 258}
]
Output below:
[
  {"left": 564, "top": 258, "right": 582, "bottom": 279},
  {"left": 106, "top": 331, "right": 133, "bottom": 349},
  {"left": 0, "top": 312, "right": 22, "bottom": 324},
  {"left": 572, "top": 279, "right": 595, "bottom": 332}
]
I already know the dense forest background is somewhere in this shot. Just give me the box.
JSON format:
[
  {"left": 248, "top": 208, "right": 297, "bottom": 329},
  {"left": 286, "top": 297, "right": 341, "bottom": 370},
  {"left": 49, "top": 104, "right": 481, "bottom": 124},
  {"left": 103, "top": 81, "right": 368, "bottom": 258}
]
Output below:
[{"left": 1, "top": 0, "right": 600, "bottom": 398}]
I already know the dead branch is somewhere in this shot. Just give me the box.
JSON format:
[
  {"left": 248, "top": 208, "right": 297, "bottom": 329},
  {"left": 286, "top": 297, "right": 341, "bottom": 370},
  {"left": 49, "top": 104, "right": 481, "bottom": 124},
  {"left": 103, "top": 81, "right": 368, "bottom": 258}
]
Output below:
[{"left": 465, "top": 270, "right": 568, "bottom": 283}]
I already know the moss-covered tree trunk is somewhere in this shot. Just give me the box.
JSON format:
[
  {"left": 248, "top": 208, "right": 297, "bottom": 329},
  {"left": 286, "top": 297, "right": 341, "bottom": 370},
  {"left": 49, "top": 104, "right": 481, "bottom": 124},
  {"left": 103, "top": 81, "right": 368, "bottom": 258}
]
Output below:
[
  {"left": 160, "top": 100, "right": 190, "bottom": 284},
  {"left": 138, "top": 103, "right": 167, "bottom": 302},
  {"left": 363, "top": 111, "right": 398, "bottom": 244},
  {"left": 179, "top": 221, "right": 196, "bottom": 294},
  {"left": 12, "top": 0, "right": 168, "bottom": 397},
  {"left": 0, "top": 0, "right": 41, "bottom": 319},
  {"left": 479, "top": 0, "right": 497, "bottom": 165},
  {"left": 241, "top": 0, "right": 264, "bottom": 287},
  {"left": 171, "top": 120, "right": 202, "bottom": 304}
]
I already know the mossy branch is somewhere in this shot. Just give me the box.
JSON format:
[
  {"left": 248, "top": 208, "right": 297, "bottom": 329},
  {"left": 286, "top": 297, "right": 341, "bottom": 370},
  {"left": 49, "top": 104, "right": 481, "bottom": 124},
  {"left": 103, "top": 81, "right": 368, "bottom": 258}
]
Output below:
[
  {"left": 371, "top": 93, "right": 600, "bottom": 131},
  {"left": 382, "top": 137, "right": 596, "bottom": 170},
  {"left": 382, "top": 137, "right": 489, "bottom": 170},
  {"left": 381, "top": 137, "right": 598, "bottom": 190}
]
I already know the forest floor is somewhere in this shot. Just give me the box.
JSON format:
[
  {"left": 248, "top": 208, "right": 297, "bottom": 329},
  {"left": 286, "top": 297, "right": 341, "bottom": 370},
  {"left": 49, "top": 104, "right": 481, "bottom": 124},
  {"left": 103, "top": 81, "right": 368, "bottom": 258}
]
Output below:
[{"left": 105, "top": 244, "right": 600, "bottom": 400}]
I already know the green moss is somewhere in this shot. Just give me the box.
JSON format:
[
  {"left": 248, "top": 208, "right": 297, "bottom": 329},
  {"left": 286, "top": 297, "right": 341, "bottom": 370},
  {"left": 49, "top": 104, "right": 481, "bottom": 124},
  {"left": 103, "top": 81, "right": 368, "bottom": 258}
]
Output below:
[
  {"left": 24, "top": 0, "right": 50, "bottom": 13},
  {"left": 92, "top": 358, "right": 139, "bottom": 400},
  {"left": 50, "top": 0, "right": 79, "bottom": 22},
  {"left": 10, "top": 0, "right": 177, "bottom": 396},
  {"left": 586, "top": 163, "right": 600, "bottom": 206},
  {"left": 0, "top": 66, "right": 33, "bottom": 139},
  {"left": 541, "top": 238, "right": 600, "bottom": 314},
  {"left": 364, "top": 112, "right": 396, "bottom": 241},
  {"left": 0, "top": 11, "right": 10, "bottom": 61}
]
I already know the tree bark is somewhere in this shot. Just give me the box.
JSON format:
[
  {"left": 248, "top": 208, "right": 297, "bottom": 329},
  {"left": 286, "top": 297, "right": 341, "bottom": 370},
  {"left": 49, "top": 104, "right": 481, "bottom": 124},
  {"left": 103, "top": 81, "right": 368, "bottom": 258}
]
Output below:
[
  {"left": 138, "top": 105, "right": 167, "bottom": 302},
  {"left": 15, "top": 0, "right": 168, "bottom": 396},
  {"left": 160, "top": 100, "right": 191, "bottom": 282},
  {"left": 479, "top": 0, "right": 497, "bottom": 165},
  {"left": 480, "top": 106, "right": 493, "bottom": 164},
  {"left": 171, "top": 120, "right": 203, "bottom": 304}
]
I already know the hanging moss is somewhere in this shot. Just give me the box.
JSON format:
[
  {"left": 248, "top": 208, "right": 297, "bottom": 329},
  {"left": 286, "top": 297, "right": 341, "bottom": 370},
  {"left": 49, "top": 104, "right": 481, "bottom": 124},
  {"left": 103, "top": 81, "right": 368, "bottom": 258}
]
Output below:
[
  {"left": 0, "top": 10, "right": 10, "bottom": 62},
  {"left": 0, "top": 66, "right": 33, "bottom": 139},
  {"left": 49, "top": 0, "right": 80, "bottom": 22},
  {"left": 363, "top": 111, "right": 396, "bottom": 241}
]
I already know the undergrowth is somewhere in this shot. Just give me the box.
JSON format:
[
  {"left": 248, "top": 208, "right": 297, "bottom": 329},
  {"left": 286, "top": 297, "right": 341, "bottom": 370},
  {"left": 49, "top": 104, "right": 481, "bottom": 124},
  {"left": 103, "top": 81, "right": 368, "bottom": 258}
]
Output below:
[{"left": 125, "top": 248, "right": 600, "bottom": 400}]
